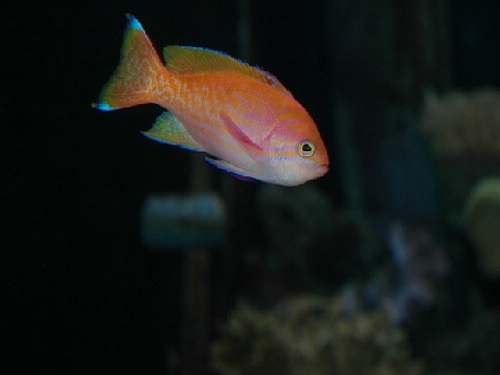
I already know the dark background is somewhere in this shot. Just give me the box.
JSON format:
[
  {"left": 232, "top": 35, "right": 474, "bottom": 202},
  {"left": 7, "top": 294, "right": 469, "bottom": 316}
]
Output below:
[{"left": 3, "top": 0, "right": 500, "bottom": 374}]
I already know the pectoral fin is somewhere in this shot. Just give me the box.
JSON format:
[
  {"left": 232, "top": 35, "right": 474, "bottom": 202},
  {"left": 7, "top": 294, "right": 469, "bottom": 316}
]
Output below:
[{"left": 142, "top": 112, "right": 204, "bottom": 151}]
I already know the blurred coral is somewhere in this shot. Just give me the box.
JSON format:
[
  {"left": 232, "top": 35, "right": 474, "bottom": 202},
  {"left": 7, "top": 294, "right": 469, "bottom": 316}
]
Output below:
[
  {"left": 385, "top": 222, "right": 448, "bottom": 322},
  {"left": 212, "top": 296, "right": 423, "bottom": 375},
  {"left": 342, "top": 222, "right": 448, "bottom": 324},
  {"left": 420, "top": 89, "right": 500, "bottom": 160},
  {"left": 464, "top": 178, "right": 500, "bottom": 278}
]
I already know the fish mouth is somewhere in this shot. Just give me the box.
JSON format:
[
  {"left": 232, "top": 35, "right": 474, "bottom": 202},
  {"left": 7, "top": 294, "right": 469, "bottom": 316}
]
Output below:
[
  {"left": 310, "top": 162, "right": 329, "bottom": 179},
  {"left": 317, "top": 162, "right": 329, "bottom": 174}
]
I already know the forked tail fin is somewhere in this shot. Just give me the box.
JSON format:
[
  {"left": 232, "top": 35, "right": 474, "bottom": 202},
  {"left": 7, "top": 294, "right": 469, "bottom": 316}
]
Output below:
[{"left": 93, "top": 14, "right": 165, "bottom": 111}]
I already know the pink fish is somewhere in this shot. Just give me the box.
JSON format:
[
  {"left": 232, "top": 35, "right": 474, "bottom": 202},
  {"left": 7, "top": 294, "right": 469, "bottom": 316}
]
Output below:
[{"left": 93, "top": 15, "right": 329, "bottom": 186}]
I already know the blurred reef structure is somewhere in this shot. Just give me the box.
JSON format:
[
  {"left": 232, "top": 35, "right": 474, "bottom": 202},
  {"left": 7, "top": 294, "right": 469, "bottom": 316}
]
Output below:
[
  {"left": 212, "top": 296, "right": 423, "bottom": 375},
  {"left": 418, "top": 89, "right": 500, "bottom": 314},
  {"left": 420, "top": 89, "right": 500, "bottom": 220},
  {"left": 421, "top": 89, "right": 500, "bottom": 160},
  {"left": 342, "top": 222, "right": 448, "bottom": 325}
]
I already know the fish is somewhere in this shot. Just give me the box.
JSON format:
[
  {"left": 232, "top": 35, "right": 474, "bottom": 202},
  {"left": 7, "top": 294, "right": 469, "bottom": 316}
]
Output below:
[{"left": 93, "top": 14, "right": 329, "bottom": 186}]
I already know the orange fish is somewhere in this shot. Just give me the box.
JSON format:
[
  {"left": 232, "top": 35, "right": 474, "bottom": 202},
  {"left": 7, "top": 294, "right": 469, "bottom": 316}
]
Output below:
[{"left": 93, "top": 15, "right": 329, "bottom": 186}]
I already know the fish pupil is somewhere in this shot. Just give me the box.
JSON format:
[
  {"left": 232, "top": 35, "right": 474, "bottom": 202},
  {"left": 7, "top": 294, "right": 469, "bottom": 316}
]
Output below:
[{"left": 298, "top": 140, "right": 315, "bottom": 157}]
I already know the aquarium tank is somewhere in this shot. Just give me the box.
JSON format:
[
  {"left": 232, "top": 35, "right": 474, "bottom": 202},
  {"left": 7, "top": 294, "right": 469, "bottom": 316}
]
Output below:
[{"left": 4, "top": 0, "right": 500, "bottom": 374}]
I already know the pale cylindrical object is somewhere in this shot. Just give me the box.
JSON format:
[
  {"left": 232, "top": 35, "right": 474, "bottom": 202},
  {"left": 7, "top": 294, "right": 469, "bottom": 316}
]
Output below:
[
  {"left": 141, "top": 193, "right": 226, "bottom": 250},
  {"left": 464, "top": 178, "right": 500, "bottom": 277}
]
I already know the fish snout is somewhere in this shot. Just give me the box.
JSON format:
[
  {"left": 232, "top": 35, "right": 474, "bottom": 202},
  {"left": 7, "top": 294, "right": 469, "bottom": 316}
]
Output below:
[{"left": 316, "top": 161, "right": 329, "bottom": 176}]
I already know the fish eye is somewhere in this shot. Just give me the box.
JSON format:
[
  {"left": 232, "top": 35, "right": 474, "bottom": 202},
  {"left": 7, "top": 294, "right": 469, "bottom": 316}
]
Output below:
[{"left": 298, "top": 140, "right": 315, "bottom": 157}]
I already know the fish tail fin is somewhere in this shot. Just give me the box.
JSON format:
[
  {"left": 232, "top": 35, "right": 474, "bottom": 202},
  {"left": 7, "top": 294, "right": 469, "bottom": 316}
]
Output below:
[{"left": 93, "top": 14, "right": 167, "bottom": 111}]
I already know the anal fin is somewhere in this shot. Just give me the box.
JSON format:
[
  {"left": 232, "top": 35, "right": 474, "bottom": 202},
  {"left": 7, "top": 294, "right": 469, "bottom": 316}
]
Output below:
[{"left": 142, "top": 112, "right": 204, "bottom": 151}]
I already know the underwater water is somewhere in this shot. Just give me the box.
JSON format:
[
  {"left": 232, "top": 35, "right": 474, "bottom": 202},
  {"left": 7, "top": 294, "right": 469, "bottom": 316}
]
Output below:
[{"left": 3, "top": 0, "right": 500, "bottom": 374}]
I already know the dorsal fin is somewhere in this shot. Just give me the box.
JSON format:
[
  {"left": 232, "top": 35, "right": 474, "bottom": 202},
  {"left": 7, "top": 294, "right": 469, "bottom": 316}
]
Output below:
[{"left": 163, "top": 46, "right": 290, "bottom": 94}]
